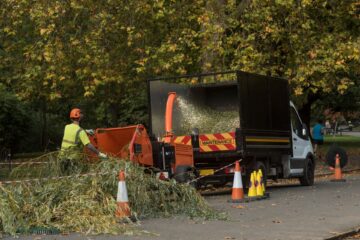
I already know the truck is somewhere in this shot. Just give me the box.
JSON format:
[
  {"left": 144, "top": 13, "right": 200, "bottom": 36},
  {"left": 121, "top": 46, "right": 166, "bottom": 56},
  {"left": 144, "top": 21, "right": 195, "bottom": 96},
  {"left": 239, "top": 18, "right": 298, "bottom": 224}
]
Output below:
[{"left": 89, "top": 71, "right": 315, "bottom": 188}]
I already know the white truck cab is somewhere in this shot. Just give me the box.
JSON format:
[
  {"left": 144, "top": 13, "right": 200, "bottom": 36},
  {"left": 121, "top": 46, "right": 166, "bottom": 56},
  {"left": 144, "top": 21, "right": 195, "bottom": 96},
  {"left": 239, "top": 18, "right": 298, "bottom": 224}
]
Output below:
[{"left": 282, "top": 101, "right": 315, "bottom": 185}]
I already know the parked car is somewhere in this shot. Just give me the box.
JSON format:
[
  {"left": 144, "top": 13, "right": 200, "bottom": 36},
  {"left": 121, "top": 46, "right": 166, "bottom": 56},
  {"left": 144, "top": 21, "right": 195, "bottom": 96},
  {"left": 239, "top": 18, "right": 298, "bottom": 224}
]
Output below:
[{"left": 337, "top": 121, "right": 353, "bottom": 132}]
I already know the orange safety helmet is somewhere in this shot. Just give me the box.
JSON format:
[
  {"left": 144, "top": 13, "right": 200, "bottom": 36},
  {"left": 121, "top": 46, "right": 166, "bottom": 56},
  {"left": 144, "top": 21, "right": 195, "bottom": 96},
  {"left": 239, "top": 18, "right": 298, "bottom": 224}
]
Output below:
[{"left": 70, "top": 108, "right": 82, "bottom": 119}]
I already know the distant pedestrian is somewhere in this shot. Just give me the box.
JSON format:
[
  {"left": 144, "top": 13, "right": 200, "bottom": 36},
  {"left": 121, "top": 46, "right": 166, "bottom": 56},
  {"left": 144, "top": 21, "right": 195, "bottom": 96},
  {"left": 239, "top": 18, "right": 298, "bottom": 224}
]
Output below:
[
  {"left": 331, "top": 119, "right": 337, "bottom": 135},
  {"left": 312, "top": 119, "right": 325, "bottom": 154},
  {"left": 325, "top": 120, "right": 331, "bottom": 134}
]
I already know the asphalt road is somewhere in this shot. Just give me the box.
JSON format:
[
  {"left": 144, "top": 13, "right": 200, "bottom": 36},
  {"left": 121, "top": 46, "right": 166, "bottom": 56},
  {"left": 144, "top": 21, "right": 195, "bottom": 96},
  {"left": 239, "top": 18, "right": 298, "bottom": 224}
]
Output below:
[{"left": 7, "top": 174, "right": 360, "bottom": 240}]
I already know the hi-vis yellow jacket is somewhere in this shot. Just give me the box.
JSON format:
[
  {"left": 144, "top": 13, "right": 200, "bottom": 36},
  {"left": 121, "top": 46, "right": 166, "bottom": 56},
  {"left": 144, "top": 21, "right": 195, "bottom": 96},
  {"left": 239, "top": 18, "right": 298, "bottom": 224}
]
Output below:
[{"left": 61, "top": 123, "right": 90, "bottom": 150}]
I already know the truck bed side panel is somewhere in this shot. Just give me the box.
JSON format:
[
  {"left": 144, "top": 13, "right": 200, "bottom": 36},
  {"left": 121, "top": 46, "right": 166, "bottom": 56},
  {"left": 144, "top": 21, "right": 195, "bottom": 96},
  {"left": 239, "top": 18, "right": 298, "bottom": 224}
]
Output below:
[{"left": 237, "top": 71, "right": 292, "bottom": 154}]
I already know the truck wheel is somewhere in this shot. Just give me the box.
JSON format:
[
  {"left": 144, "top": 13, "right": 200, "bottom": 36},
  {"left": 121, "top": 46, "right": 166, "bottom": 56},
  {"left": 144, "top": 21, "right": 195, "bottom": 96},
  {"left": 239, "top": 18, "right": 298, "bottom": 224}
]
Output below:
[
  {"left": 299, "top": 157, "right": 314, "bottom": 186},
  {"left": 212, "top": 179, "right": 227, "bottom": 188},
  {"left": 244, "top": 161, "right": 267, "bottom": 191},
  {"left": 326, "top": 145, "right": 347, "bottom": 168},
  {"left": 256, "top": 161, "right": 267, "bottom": 188},
  {"left": 174, "top": 166, "right": 198, "bottom": 188}
]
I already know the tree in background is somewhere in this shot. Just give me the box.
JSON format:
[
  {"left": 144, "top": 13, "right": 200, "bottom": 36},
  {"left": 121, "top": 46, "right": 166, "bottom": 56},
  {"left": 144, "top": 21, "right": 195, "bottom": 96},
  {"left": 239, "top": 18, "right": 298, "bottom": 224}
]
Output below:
[
  {"left": 0, "top": 84, "right": 30, "bottom": 152},
  {"left": 223, "top": 0, "right": 359, "bottom": 126},
  {"left": 0, "top": 0, "right": 358, "bottom": 152}
]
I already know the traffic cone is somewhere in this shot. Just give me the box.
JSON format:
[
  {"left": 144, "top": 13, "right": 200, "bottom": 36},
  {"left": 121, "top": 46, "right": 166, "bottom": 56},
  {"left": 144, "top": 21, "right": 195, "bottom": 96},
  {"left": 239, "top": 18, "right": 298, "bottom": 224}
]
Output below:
[
  {"left": 248, "top": 172, "right": 257, "bottom": 198},
  {"left": 256, "top": 169, "right": 264, "bottom": 196},
  {"left": 331, "top": 154, "right": 346, "bottom": 182},
  {"left": 259, "top": 169, "right": 265, "bottom": 194},
  {"left": 231, "top": 161, "right": 244, "bottom": 202},
  {"left": 115, "top": 170, "right": 131, "bottom": 218}
]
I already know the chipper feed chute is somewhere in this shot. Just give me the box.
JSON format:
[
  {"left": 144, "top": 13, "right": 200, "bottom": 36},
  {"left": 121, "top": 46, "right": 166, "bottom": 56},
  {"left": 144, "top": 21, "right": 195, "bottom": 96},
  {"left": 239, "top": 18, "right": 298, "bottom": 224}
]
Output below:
[{"left": 89, "top": 125, "right": 153, "bottom": 166}]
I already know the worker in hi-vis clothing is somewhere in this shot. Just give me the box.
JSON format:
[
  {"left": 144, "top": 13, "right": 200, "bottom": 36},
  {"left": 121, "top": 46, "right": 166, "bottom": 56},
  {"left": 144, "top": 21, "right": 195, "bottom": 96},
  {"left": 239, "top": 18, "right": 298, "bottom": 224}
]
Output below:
[{"left": 60, "top": 108, "right": 107, "bottom": 171}]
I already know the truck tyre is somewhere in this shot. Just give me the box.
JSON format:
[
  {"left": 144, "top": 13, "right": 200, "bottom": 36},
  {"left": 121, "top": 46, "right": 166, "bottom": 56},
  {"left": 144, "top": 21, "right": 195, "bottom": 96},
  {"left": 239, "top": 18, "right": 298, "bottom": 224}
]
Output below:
[
  {"left": 299, "top": 157, "right": 314, "bottom": 186},
  {"left": 244, "top": 161, "right": 267, "bottom": 192},
  {"left": 256, "top": 161, "right": 267, "bottom": 188},
  {"left": 326, "top": 145, "right": 347, "bottom": 168},
  {"left": 174, "top": 165, "right": 198, "bottom": 188},
  {"left": 212, "top": 179, "right": 227, "bottom": 188}
]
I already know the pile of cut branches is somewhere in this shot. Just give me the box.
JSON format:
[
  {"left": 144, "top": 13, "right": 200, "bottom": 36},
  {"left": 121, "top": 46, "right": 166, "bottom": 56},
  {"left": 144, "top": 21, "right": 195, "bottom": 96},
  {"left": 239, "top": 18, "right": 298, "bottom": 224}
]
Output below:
[
  {"left": 0, "top": 153, "right": 225, "bottom": 237},
  {"left": 177, "top": 96, "right": 239, "bottom": 134}
]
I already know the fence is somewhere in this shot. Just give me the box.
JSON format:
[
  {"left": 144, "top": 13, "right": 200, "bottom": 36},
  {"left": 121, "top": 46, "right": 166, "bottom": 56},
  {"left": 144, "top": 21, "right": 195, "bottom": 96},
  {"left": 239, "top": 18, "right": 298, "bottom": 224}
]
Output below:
[{"left": 0, "top": 147, "right": 12, "bottom": 178}]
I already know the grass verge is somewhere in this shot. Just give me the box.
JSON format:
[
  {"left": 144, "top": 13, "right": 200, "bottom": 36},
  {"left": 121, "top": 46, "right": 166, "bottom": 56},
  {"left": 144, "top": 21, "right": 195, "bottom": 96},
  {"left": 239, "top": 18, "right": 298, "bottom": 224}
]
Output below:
[{"left": 319, "top": 135, "right": 360, "bottom": 157}]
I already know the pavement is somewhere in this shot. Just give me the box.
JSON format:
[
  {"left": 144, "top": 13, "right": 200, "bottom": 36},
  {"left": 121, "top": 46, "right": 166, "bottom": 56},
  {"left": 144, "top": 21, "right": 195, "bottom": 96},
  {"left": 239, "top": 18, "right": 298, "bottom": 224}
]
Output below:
[
  {"left": 341, "top": 131, "right": 360, "bottom": 137},
  {"left": 7, "top": 173, "right": 360, "bottom": 240}
]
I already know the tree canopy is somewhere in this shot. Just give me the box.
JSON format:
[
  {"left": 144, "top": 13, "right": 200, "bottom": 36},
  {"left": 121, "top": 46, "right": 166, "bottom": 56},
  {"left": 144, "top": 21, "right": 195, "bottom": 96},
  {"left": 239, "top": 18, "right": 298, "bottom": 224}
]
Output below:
[{"left": 0, "top": 0, "right": 359, "bottom": 152}]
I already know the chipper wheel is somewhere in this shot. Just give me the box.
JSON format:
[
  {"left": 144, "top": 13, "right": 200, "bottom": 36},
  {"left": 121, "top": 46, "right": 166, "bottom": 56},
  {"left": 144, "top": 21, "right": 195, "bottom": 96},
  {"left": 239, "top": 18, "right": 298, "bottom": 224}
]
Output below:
[{"left": 173, "top": 165, "right": 198, "bottom": 188}]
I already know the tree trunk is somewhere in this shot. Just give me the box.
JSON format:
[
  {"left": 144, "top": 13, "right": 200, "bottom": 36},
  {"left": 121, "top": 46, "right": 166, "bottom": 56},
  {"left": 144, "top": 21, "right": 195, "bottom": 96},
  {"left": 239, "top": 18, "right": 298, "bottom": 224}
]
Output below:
[
  {"left": 41, "top": 99, "right": 48, "bottom": 150},
  {"left": 298, "top": 101, "right": 311, "bottom": 128},
  {"left": 298, "top": 93, "right": 319, "bottom": 128}
]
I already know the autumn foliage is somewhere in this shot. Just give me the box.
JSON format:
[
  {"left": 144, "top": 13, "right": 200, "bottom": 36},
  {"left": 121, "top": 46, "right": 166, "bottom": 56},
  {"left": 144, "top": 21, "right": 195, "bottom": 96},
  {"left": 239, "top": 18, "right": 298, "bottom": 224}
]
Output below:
[{"left": 0, "top": 0, "right": 359, "bottom": 152}]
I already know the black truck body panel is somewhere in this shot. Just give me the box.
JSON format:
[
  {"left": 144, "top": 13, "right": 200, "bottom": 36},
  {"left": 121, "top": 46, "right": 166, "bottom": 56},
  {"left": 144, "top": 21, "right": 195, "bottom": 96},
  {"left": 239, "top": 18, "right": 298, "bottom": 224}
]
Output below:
[{"left": 147, "top": 71, "right": 293, "bottom": 162}]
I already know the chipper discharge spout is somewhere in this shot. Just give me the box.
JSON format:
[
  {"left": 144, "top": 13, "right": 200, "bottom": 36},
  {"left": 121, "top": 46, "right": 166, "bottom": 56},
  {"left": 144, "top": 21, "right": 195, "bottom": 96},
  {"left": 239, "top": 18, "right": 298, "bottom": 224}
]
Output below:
[{"left": 164, "top": 92, "right": 177, "bottom": 143}]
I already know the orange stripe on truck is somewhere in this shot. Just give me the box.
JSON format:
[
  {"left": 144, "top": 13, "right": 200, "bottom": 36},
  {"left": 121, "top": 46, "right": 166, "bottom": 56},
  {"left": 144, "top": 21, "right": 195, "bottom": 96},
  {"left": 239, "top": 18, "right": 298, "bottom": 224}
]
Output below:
[{"left": 245, "top": 137, "right": 290, "bottom": 143}]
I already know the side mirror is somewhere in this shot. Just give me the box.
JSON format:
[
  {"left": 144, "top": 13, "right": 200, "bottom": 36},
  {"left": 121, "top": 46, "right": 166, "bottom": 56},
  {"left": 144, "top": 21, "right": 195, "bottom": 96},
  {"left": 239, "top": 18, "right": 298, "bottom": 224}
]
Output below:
[
  {"left": 191, "top": 128, "right": 199, "bottom": 136},
  {"left": 302, "top": 124, "right": 308, "bottom": 139},
  {"left": 191, "top": 128, "right": 200, "bottom": 151}
]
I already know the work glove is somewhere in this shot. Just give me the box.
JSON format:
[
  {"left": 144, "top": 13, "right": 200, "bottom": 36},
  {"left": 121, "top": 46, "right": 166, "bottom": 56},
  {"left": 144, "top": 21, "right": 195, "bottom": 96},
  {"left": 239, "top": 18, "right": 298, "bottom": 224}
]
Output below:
[
  {"left": 85, "top": 129, "right": 95, "bottom": 136},
  {"left": 98, "top": 152, "right": 108, "bottom": 159}
]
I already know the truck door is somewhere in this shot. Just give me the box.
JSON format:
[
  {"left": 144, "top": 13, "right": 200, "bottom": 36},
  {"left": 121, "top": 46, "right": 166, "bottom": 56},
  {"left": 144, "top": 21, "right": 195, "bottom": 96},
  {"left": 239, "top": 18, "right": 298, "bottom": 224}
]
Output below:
[{"left": 290, "top": 107, "right": 308, "bottom": 159}]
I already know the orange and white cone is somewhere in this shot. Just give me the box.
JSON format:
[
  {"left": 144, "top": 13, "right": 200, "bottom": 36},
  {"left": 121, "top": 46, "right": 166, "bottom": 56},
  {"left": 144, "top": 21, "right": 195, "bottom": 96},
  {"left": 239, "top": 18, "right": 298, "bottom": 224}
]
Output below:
[
  {"left": 231, "top": 161, "right": 244, "bottom": 202},
  {"left": 116, "top": 170, "right": 131, "bottom": 218},
  {"left": 331, "top": 154, "right": 346, "bottom": 182}
]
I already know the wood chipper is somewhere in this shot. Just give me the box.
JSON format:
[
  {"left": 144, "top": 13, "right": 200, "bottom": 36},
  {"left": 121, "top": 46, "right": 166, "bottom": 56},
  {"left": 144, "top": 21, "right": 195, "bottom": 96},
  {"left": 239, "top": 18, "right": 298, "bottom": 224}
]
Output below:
[
  {"left": 88, "top": 98, "right": 195, "bottom": 181},
  {"left": 90, "top": 71, "right": 315, "bottom": 188}
]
